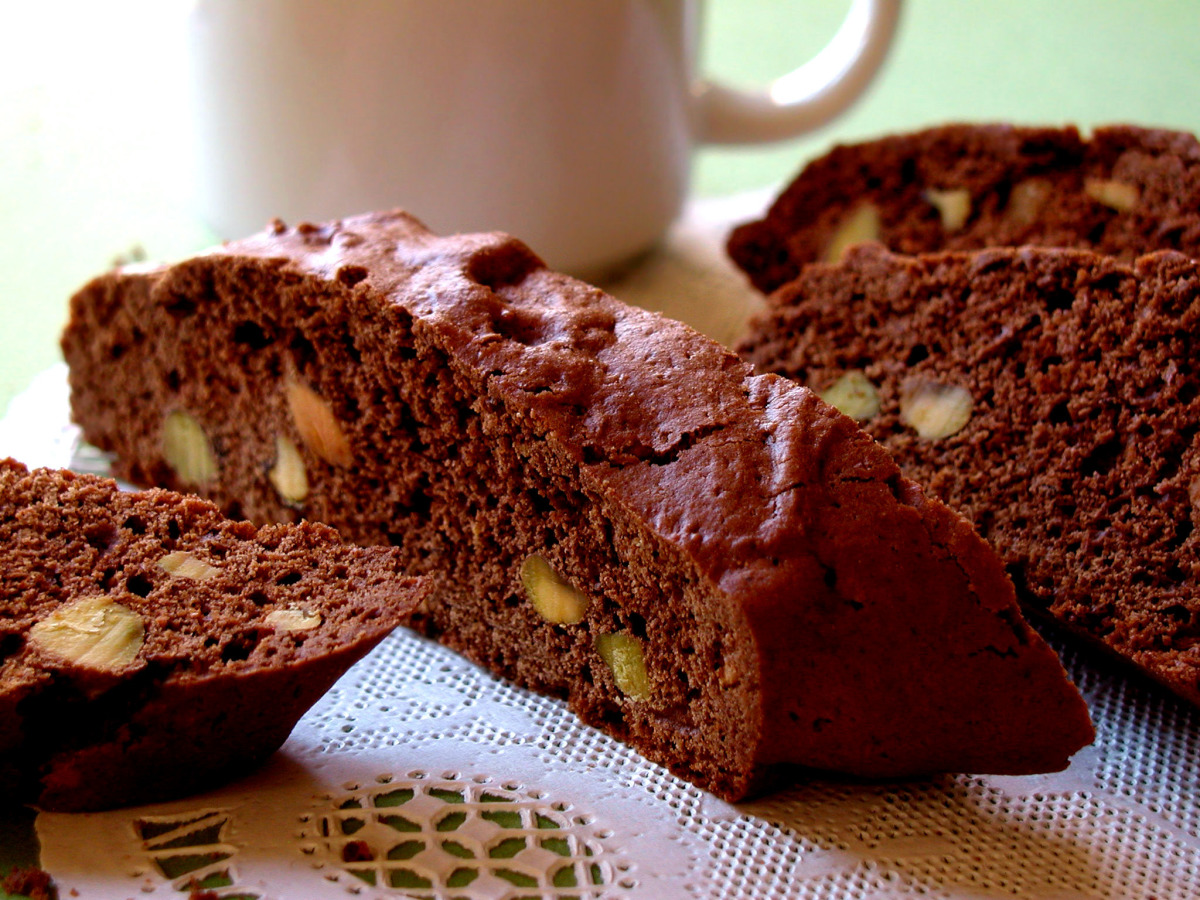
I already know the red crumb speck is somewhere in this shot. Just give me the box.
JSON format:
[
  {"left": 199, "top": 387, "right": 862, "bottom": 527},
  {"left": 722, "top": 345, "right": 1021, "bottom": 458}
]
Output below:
[
  {"left": 342, "top": 839, "right": 375, "bottom": 862},
  {"left": 2, "top": 867, "right": 57, "bottom": 900}
]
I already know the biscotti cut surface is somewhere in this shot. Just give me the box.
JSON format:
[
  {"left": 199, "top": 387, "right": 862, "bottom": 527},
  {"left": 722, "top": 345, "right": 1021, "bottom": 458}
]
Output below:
[
  {"left": 0, "top": 458, "right": 427, "bottom": 811},
  {"left": 729, "top": 123, "right": 1200, "bottom": 293},
  {"left": 62, "top": 211, "right": 1093, "bottom": 800},
  {"left": 738, "top": 243, "right": 1200, "bottom": 707}
]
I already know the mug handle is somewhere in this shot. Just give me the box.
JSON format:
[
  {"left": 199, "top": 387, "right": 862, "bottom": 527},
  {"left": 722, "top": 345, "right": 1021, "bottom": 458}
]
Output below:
[{"left": 696, "top": 0, "right": 902, "bottom": 144}]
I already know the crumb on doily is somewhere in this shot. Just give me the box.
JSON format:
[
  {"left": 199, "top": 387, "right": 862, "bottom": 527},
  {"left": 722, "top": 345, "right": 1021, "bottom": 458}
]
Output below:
[{"left": 2, "top": 866, "right": 57, "bottom": 900}]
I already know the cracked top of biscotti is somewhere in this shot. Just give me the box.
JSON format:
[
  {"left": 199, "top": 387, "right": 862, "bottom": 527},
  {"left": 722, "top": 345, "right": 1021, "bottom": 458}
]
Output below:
[
  {"left": 229, "top": 214, "right": 745, "bottom": 470},
  {"left": 65, "top": 210, "right": 1094, "bottom": 783},
  {"left": 728, "top": 123, "right": 1200, "bottom": 293},
  {"left": 220, "top": 212, "right": 977, "bottom": 596}
]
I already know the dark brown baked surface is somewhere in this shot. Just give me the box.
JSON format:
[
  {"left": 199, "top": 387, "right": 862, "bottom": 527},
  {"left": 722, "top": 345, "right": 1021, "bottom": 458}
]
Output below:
[
  {"left": 0, "top": 458, "right": 426, "bottom": 811},
  {"left": 61, "top": 210, "right": 1093, "bottom": 800},
  {"left": 738, "top": 243, "right": 1200, "bottom": 707},
  {"left": 728, "top": 123, "right": 1200, "bottom": 293}
]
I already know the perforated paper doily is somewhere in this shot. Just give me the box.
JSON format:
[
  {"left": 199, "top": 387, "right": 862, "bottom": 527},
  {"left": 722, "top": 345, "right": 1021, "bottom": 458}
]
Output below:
[{"left": 4, "top": 195, "right": 1200, "bottom": 899}]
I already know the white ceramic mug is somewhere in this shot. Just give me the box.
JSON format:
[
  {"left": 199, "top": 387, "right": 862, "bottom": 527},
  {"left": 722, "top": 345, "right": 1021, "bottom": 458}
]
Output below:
[{"left": 189, "top": 0, "right": 901, "bottom": 277}]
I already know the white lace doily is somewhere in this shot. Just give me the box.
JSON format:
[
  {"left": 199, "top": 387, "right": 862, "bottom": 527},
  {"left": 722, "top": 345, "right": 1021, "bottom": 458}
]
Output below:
[{"left": 4, "top": 195, "right": 1199, "bottom": 899}]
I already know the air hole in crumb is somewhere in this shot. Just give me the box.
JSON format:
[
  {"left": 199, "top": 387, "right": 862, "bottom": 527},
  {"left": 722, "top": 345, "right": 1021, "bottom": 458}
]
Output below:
[
  {"left": 122, "top": 515, "right": 147, "bottom": 535},
  {"left": 1164, "top": 603, "right": 1196, "bottom": 625},
  {"left": 629, "top": 613, "right": 648, "bottom": 640},
  {"left": 1172, "top": 518, "right": 1194, "bottom": 549},
  {"left": 1081, "top": 439, "right": 1122, "bottom": 477},
  {"left": 712, "top": 640, "right": 726, "bottom": 670},
  {"left": 248, "top": 591, "right": 269, "bottom": 606},
  {"left": 84, "top": 522, "right": 118, "bottom": 551},
  {"left": 904, "top": 344, "right": 929, "bottom": 367},
  {"left": 276, "top": 572, "right": 303, "bottom": 586},
  {"left": 125, "top": 574, "right": 154, "bottom": 597},
  {"left": 406, "top": 485, "right": 433, "bottom": 518},
  {"left": 0, "top": 634, "right": 21, "bottom": 667},
  {"left": 232, "top": 320, "right": 273, "bottom": 350},
  {"left": 527, "top": 490, "right": 553, "bottom": 516},
  {"left": 598, "top": 706, "right": 625, "bottom": 732},
  {"left": 290, "top": 333, "right": 317, "bottom": 369},
  {"left": 1045, "top": 288, "right": 1076, "bottom": 312},
  {"left": 164, "top": 296, "right": 197, "bottom": 319},
  {"left": 221, "top": 632, "right": 257, "bottom": 663},
  {"left": 1039, "top": 354, "right": 1063, "bottom": 374},
  {"left": 1090, "top": 271, "right": 1129, "bottom": 295}
]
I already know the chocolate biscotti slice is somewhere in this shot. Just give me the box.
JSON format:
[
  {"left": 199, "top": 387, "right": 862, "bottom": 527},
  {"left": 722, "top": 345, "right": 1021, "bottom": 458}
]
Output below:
[
  {"left": 1, "top": 458, "right": 427, "bottom": 811},
  {"left": 737, "top": 243, "right": 1200, "bottom": 707},
  {"left": 728, "top": 123, "right": 1200, "bottom": 293},
  {"left": 61, "top": 211, "right": 1092, "bottom": 801}
]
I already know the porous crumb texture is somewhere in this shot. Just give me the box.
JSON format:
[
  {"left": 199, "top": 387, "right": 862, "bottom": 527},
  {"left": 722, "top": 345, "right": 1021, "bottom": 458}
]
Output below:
[
  {"left": 62, "top": 211, "right": 1093, "bottom": 801},
  {"left": 0, "top": 458, "right": 425, "bottom": 811},
  {"left": 728, "top": 123, "right": 1200, "bottom": 293},
  {"left": 738, "top": 244, "right": 1200, "bottom": 707}
]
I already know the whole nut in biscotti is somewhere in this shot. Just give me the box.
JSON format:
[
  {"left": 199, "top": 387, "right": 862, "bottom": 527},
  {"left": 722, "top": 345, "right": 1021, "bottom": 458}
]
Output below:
[
  {"left": 1084, "top": 178, "right": 1139, "bottom": 212},
  {"left": 899, "top": 379, "right": 974, "bottom": 440},
  {"left": 28, "top": 596, "right": 145, "bottom": 671},
  {"left": 823, "top": 203, "right": 881, "bottom": 262},
  {"left": 162, "top": 410, "right": 217, "bottom": 487},
  {"left": 268, "top": 435, "right": 309, "bottom": 505},
  {"left": 817, "top": 371, "right": 881, "bottom": 421},
  {"left": 285, "top": 379, "right": 353, "bottom": 467},
  {"left": 1007, "top": 177, "right": 1053, "bottom": 226},
  {"left": 157, "top": 551, "right": 219, "bottom": 582},
  {"left": 1188, "top": 477, "right": 1200, "bottom": 523},
  {"left": 520, "top": 555, "right": 589, "bottom": 625},
  {"left": 925, "top": 188, "right": 971, "bottom": 233},
  {"left": 264, "top": 607, "right": 322, "bottom": 632},
  {"left": 596, "top": 632, "right": 649, "bottom": 701}
]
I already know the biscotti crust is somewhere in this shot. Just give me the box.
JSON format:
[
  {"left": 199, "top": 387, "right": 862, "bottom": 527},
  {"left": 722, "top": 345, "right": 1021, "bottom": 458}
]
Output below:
[
  {"left": 62, "top": 211, "right": 1093, "bottom": 799},
  {"left": 728, "top": 123, "right": 1200, "bottom": 293}
]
